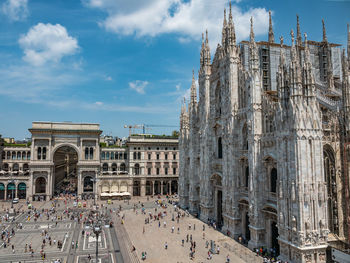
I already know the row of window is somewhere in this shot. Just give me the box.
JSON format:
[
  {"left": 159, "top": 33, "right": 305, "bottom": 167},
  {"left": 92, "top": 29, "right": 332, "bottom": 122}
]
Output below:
[
  {"left": 102, "top": 163, "right": 127, "bottom": 172},
  {"left": 147, "top": 153, "right": 177, "bottom": 160},
  {"left": 147, "top": 167, "right": 177, "bottom": 175},
  {"left": 2, "top": 163, "right": 29, "bottom": 171},
  {"left": 243, "top": 166, "right": 277, "bottom": 193},
  {"left": 2, "top": 151, "right": 31, "bottom": 160},
  {"left": 134, "top": 147, "right": 177, "bottom": 151},
  {"left": 101, "top": 152, "right": 127, "bottom": 160}
]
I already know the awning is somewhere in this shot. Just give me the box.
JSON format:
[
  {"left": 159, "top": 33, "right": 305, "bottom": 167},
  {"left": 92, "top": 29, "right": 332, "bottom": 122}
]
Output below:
[
  {"left": 121, "top": 192, "right": 131, "bottom": 196},
  {"left": 111, "top": 192, "right": 123, "bottom": 196},
  {"left": 100, "top": 193, "right": 112, "bottom": 197}
]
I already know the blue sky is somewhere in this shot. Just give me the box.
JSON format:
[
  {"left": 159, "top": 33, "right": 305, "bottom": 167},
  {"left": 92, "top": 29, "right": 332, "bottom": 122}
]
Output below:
[{"left": 0, "top": 0, "right": 349, "bottom": 139}]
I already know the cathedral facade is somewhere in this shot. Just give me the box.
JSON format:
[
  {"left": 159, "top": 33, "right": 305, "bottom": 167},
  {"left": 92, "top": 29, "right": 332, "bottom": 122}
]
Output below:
[{"left": 179, "top": 7, "right": 350, "bottom": 263}]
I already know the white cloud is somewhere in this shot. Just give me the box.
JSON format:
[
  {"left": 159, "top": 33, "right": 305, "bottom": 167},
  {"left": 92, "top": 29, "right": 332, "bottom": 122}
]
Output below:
[
  {"left": 19, "top": 23, "right": 79, "bottom": 66},
  {"left": 84, "top": 0, "right": 270, "bottom": 48},
  {"left": 105, "top": 75, "right": 113, "bottom": 81},
  {"left": 2, "top": 0, "right": 28, "bottom": 21},
  {"left": 129, "top": 80, "right": 148, "bottom": 94}
]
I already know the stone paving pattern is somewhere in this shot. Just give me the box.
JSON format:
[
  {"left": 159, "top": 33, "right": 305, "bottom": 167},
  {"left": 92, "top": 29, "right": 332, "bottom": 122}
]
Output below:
[{"left": 0, "top": 197, "right": 262, "bottom": 263}]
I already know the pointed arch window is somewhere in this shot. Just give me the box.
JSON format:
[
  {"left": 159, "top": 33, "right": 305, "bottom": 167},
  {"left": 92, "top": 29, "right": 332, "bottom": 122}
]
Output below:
[
  {"left": 218, "top": 137, "right": 223, "bottom": 159},
  {"left": 245, "top": 166, "right": 249, "bottom": 188},
  {"left": 270, "top": 168, "right": 277, "bottom": 193}
]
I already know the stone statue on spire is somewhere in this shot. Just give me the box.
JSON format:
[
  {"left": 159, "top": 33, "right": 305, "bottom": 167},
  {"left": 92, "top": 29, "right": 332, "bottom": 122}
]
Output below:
[
  {"left": 268, "top": 10, "right": 275, "bottom": 43},
  {"left": 322, "top": 19, "right": 327, "bottom": 42},
  {"left": 296, "top": 15, "right": 302, "bottom": 46}
]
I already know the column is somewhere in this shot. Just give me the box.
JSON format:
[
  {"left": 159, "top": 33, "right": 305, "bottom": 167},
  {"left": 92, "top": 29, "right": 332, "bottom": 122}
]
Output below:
[
  {"left": 94, "top": 172, "right": 98, "bottom": 201},
  {"left": 15, "top": 183, "right": 18, "bottom": 199},
  {"left": 161, "top": 181, "right": 163, "bottom": 195},
  {"left": 46, "top": 173, "right": 50, "bottom": 200},
  {"left": 152, "top": 181, "right": 155, "bottom": 196},
  {"left": 4, "top": 187, "right": 7, "bottom": 201},
  {"left": 141, "top": 178, "right": 146, "bottom": 197},
  {"left": 77, "top": 170, "right": 82, "bottom": 198}
]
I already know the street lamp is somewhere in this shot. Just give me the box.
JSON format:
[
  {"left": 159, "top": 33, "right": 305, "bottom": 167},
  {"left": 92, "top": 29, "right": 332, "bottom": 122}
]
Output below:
[{"left": 93, "top": 220, "right": 102, "bottom": 262}]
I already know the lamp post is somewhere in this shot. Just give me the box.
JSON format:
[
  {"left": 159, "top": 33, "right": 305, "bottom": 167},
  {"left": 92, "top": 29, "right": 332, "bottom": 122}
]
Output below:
[{"left": 93, "top": 220, "right": 102, "bottom": 262}]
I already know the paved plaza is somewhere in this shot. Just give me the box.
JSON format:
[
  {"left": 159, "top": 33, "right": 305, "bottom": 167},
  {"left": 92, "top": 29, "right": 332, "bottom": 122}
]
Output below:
[{"left": 0, "top": 197, "right": 262, "bottom": 263}]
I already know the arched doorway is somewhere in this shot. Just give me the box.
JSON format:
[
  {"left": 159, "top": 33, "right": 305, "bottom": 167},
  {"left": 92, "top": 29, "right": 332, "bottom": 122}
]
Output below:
[
  {"left": 53, "top": 146, "right": 78, "bottom": 196},
  {"left": 146, "top": 181, "right": 153, "bottom": 195},
  {"left": 35, "top": 177, "right": 46, "bottom": 193},
  {"left": 83, "top": 176, "right": 93, "bottom": 193},
  {"left": 171, "top": 180, "right": 178, "bottom": 194},
  {"left": 211, "top": 174, "right": 223, "bottom": 228},
  {"left": 271, "top": 221, "right": 280, "bottom": 256},
  {"left": 154, "top": 181, "right": 160, "bottom": 195},
  {"left": 18, "top": 183, "right": 26, "bottom": 199},
  {"left": 0, "top": 183, "right": 4, "bottom": 200},
  {"left": 245, "top": 212, "right": 251, "bottom": 242},
  {"left": 133, "top": 181, "right": 140, "bottom": 196},
  {"left": 7, "top": 183, "right": 16, "bottom": 200}
]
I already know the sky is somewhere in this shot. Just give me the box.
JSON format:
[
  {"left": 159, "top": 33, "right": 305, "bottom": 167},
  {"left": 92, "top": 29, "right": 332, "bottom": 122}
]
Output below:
[{"left": 0, "top": 0, "right": 349, "bottom": 140}]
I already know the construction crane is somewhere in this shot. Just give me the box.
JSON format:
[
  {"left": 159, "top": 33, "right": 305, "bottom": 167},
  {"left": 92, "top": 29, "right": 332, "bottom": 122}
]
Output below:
[{"left": 124, "top": 124, "right": 178, "bottom": 136}]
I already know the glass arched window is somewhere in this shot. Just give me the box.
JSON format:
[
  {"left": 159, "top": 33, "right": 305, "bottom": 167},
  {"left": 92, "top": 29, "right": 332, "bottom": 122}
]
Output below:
[
  {"left": 138, "top": 152, "right": 141, "bottom": 160},
  {"left": 42, "top": 147, "right": 46, "bottom": 160},
  {"left": 6, "top": 152, "right": 10, "bottom": 159},
  {"left": 22, "top": 151, "right": 26, "bottom": 160},
  {"left": 101, "top": 152, "right": 105, "bottom": 160},
  {"left": 111, "top": 152, "right": 115, "bottom": 160},
  {"left": 124, "top": 153, "right": 127, "bottom": 160},
  {"left": 85, "top": 147, "right": 89, "bottom": 160},
  {"left": 134, "top": 163, "right": 140, "bottom": 175},
  {"left": 218, "top": 137, "right": 223, "bottom": 159},
  {"left": 89, "top": 147, "right": 93, "bottom": 160},
  {"left": 12, "top": 152, "right": 16, "bottom": 160},
  {"left": 102, "top": 163, "right": 108, "bottom": 171},
  {"left": 106, "top": 152, "right": 110, "bottom": 160},
  {"left": 23, "top": 163, "right": 29, "bottom": 172},
  {"left": 37, "top": 147, "right": 41, "bottom": 160},
  {"left": 115, "top": 152, "right": 119, "bottom": 160},
  {"left": 112, "top": 163, "right": 117, "bottom": 171},
  {"left": 133, "top": 152, "right": 137, "bottom": 160},
  {"left": 17, "top": 152, "right": 21, "bottom": 160},
  {"left": 270, "top": 168, "right": 277, "bottom": 193},
  {"left": 27, "top": 152, "right": 30, "bottom": 160},
  {"left": 120, "top": 163, "right": 126, "bottom": 171}
]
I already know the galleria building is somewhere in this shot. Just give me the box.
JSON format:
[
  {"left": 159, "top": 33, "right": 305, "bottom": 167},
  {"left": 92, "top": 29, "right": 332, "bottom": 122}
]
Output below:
[
  {"left": 0, "top": 122, "right": 179, "bottom": 201},
  {"left": 179, "top": 7, "right": 350, "bottom": 263}
]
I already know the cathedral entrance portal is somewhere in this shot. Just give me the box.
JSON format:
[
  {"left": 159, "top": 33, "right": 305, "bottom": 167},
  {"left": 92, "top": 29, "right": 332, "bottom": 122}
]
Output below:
[
  {"left": 217, "top": 190, "right": 223, "bottom": 228},
  {"left": 53, "top": 146, "right": 78, "bottom": 196}
]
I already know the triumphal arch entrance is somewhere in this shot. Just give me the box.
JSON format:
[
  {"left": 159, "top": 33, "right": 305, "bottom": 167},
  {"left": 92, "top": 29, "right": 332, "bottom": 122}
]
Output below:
[{"left": 29, "top": 122, "right": 102, "bottom": 201}]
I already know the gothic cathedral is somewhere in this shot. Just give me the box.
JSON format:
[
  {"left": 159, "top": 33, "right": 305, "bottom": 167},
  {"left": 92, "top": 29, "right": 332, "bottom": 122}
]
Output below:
[{"left": 179, "top": 6, "right": 350, "bottom": 263}]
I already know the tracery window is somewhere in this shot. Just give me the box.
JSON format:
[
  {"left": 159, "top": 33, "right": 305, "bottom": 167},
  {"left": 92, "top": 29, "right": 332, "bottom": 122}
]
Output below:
[
  {"left": 218, "top": 137, "right": 223, "bottom": 159},
  {"left": 270, "top": 168, "right": 277, "bottom": 193}
]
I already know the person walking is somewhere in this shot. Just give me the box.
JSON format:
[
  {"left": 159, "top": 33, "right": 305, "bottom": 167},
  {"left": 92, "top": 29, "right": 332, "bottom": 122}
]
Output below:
[{"left": 164, "top": 242, "right": 168, "bottom": 249}]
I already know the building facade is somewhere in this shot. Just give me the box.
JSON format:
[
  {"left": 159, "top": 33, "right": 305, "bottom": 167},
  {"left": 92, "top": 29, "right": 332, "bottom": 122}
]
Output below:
[
  {"left": 0, "top": 122, "right": 178, "bottom": 201},
  {"left": 179, "top": 8, "right": 350, "bottom": 263}
]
